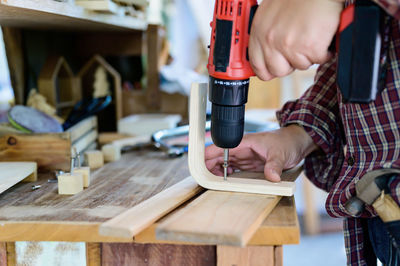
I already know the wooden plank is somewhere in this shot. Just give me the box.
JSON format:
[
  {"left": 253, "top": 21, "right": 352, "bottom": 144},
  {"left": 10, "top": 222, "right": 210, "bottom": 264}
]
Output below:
[
  {"left": 72, "top": 130, "right": 98, "bottom": 154},
  {"left": 217, "top": 246, "right": 274, "bottom": 266},
  {"left": 86, "top": 243, "right": 101, "bottom": 266},
  {"left": 0, "top": 0, "right": 147, "bottom": 31},
  {"left": 99, "top": 177, "right": 204, "bottom": 238},
  {"left": 68, "top": 116, "right": 98, "bottom": 144},
  {"left": 0, "top": 133, "right": 71, "bottom": 172},
  {"left": 188, "top": 83, "right": 295, "bottom": 196},
  {"left": 135, "top": 196, "right": 299, "bottom": 246},
  {"left": 75, "top": 0, "right": 121, "bottom": 14},
  {"left": 248, "top": 197, "right": 300, "bottom": 245},
  {"left": 0, "top": 222, "right": 131, "bottom": 243},
  {"left": 0, "top": 162, "right": 37, "bottom": 194},
  {"left": 156, "top": 191, "right": 281, "bottom": 246},
  {"left": 102, "top": 243, "right": 216, "bottom": 266}
]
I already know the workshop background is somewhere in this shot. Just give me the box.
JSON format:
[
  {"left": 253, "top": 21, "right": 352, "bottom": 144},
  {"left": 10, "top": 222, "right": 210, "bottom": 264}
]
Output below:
[{"left": 0, "top": 0, "right": 349, "bottom": 265}]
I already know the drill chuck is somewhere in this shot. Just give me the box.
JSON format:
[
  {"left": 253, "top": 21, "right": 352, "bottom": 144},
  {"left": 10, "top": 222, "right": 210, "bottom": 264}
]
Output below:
[{"left": 209, "top": 76, "right": 249, "bottom": 149}]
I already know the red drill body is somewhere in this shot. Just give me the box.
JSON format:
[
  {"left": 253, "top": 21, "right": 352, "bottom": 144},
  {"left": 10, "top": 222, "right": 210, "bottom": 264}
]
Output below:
[
  {"left": 207, "top": 0, "right": 257, "bottom": 81},
  {"left": 207, "top": 0, "right": 257, "bottom": 150}
]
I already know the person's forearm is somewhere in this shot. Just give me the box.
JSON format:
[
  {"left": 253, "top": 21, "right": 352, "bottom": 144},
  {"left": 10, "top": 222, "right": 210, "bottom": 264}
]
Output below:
[{"left": 282, "top": 124, "right": 318, "bottom": 158}]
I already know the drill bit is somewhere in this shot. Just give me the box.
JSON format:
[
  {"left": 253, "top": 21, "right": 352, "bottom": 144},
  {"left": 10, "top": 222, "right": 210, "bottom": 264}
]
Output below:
[{"left": 223, "top": 149, "right": 229, "bottom": 180}]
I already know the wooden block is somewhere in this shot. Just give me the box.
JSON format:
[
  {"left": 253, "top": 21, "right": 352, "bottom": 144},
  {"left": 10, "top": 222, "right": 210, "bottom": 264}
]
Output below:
[
  {"left": 156, "top": 190, "right": 281, "bottom": 246},
  {"left": 84, "top": 150, "right": 104, "bottom": 169},
  {"left": 58, "top": 173, "right": 84, "bottom": 195},
  {"left": 99, "top": 177, "right": 203, "bottom": 238},
  {"left": 217, "top": 246, "right": 275, "bottom": 266},
  {"left": 74, "top": 167, "right": 91, "bottom": 188},
  {"left": 0, "top": 162, "right": 37, "bottom": 194},
  {"left": 102, "top": 144, "right": 121, "bottom": 162},
  {"left": 188, "top": 83, "right": 295, "bottom": 196}
]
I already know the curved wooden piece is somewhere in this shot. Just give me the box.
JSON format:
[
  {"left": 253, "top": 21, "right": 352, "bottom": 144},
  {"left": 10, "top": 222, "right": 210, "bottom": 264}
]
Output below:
[{"left": 188, "top": 83, "right": 295, "bottom": 196}]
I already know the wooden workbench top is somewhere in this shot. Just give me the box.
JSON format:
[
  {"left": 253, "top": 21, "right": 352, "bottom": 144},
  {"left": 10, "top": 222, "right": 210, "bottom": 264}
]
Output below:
[{"left": 0, "top": 151, "right": 299, "bottom": 245}]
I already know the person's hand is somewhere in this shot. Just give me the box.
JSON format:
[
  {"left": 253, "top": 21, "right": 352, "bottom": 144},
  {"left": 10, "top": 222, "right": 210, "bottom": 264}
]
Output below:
[
  {"left": 205, "top": 125, "right": 318, "bottom": 182},
  {"left": 249, "top": 0, "right": 344, "bottom": 81}
]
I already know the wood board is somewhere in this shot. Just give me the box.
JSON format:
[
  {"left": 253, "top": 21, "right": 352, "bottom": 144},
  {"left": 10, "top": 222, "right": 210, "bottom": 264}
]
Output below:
[
  {"left": 0, "top": 0, "right": 147, "bottom": 31},
  {"left": 99, "top": 177, "right": 204, "bottom": 238},
  {"left": 0, "top": 162, "right": 37, "bottom": 194},
  {"left": 0, "top": 151, "right": 189, "bottom": 242},
  {"left": 134, "top": 196, "right": 300, "bottom": 246},
  {"left": 188, "top": 83, "right": 295, "bottom": 196},
  {"left": 156, "top": 191, "right": 281, "bottom": 246}
]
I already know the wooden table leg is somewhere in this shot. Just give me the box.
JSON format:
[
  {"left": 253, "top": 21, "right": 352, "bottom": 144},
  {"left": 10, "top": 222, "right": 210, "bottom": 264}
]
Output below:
[
  {"left": 6, "top": 242, "right": 16, "bottom": 266},
  {"left": 86, "top": 243, "right": 101, "bottom": 266},
  {"left": 274, "top": 246, "right": 283, "bottom": 266},
  {"left": 217, "top": 245, "right": 275, "bottom": 266},
  {"left": 101, "top": 243, "right": 216, "bottom": 266}
]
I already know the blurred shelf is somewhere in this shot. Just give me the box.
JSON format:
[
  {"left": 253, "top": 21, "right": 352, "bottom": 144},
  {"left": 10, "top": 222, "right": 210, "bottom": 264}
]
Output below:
[{"left": 0, "top": 0, "right": 147, "bottom": 31}]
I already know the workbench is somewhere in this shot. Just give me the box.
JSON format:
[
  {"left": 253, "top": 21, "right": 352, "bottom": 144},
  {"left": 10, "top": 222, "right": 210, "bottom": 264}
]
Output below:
[{"left": 0, "top": 151, "right": 300, "bottom": 266}]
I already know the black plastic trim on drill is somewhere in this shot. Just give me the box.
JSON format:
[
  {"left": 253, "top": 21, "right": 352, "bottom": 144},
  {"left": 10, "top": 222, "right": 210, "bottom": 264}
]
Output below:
[
  {"left": 214, "top": 19, "right": 233, "bottom": 73},
  {"left": 337, "top": 24, "right": 353, "bottom": 101},
  {"left": 248, "top": 5, "right": 258, "bottom": 34},
  {"left": 209, "top": 76, "right": 249, "bottom": 106},
  {"left": 337, "top": 0, "right": 383, "bottom": 103}
]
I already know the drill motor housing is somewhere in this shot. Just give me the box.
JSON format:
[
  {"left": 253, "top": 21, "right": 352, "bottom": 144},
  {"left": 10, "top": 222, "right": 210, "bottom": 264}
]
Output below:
[{"left": 207, "top": 0, "right": 258, "bottom": 149}]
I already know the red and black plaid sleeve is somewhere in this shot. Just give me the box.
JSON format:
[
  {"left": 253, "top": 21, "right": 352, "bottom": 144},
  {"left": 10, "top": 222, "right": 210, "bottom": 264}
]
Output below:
[{"left": 276, "top": 58, "right": 346, "bottom": 192}]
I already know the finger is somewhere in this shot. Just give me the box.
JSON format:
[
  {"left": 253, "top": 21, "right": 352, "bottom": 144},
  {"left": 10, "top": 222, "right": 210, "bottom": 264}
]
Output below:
[
  {"left": 282, "top": 52, "right": 313, "bottom": 71},
  {"left": 205, "top": 157, "right": 224, "bottom": 171},
  {"left": 205, "top": 144, "right": 224, "bottom": 161},
  {"left": 263, "top": 49, "right": 294, "bottom": 78},
  {"left": 263, "top": 160, "right": 283, "bottom": 182},
  {"left": 249, "top": 37, "right": 275, "bottom": 81}
]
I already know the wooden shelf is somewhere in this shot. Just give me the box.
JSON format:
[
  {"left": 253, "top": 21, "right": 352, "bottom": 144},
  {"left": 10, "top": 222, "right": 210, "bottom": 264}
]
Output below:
[{"left": 0, "top": 0, "right": 147, "bottom": 31}]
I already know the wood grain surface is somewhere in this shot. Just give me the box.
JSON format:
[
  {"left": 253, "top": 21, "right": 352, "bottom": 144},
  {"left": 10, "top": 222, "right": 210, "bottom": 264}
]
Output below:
[
  {"left": 102, "top": 243, "right": 216, "bottom": 266},
  {"left": 217, "top": 246, "right": 274, "bottom": 266},
  {"left": 135, "top": 196, "right": 299, "bottom": 246},
  {"left": 248, "top": 197, "right": 300, "bottom": 245},
  {"left": 0, "top": 133, "right": 71, "bottom": 172},
  {"left": 156, "top": 191, "right": 281, "bottom": 246},
  {"left": 0, "top": 151, "right": 188, "bottom": 223},
  {"left": 99, "top": 177, "right": 204, "bottom": 238}
]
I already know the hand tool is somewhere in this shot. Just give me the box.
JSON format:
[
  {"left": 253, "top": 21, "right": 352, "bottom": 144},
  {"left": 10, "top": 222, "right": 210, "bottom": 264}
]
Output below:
[
  {"left": 207, "top": 0, "right": 258, "bottom": 180},
  {"left": 345, "top": 171, "right": 400, "bottom": 250}
]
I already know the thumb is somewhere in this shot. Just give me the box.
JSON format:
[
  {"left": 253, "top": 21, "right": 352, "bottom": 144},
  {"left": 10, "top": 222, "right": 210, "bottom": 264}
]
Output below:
[{"left": 264, "top": 160, "right": 283, "bottom": 182}]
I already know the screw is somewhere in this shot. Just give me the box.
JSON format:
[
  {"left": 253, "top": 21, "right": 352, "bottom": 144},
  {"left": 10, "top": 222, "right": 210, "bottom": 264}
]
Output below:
[{"left": 31, "top": 185, "right": 41, "bottom": 191}]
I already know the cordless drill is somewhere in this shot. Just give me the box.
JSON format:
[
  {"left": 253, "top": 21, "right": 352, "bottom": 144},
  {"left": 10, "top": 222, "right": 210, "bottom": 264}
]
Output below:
[{"left": 207, "top": 0, "right": 258, "bottom": 179}]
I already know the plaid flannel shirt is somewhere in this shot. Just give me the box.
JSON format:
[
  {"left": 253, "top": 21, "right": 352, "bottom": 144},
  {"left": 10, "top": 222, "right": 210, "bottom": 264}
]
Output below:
[{"left": 276, "top": 1, "right": 400, "bottom": 264}]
